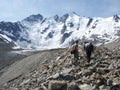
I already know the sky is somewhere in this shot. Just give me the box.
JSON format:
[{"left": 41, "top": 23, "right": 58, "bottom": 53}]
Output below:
[{"left": 0, "top": 0, "right": 120, "bottom": 22}]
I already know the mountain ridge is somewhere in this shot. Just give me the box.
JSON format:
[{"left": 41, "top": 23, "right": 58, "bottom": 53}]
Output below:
[{"left": 0, "top": 12, "right": 120, "bottom": 50}]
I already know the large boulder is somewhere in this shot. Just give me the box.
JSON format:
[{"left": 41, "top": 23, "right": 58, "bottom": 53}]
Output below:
[{"left": 48, "top": 80, "right": 67, "bottom": 90}]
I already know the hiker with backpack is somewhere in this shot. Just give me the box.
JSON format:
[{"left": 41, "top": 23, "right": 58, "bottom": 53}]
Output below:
[
  {"left": 70, "top": 40, "right": 79, "bottom": 64},
  {"left": 83, "top": 41, "right": 94, "bottom": 63}
]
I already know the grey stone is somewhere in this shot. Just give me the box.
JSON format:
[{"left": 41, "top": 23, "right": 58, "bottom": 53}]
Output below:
[
  {"left": 106, "top": 79, "right": 113, "bottom": 86},
  {"left": 34, "top": 87, "right": 45, "bottom": 90},
  {"left": 52, "top": 73, "right": 60, "bottom": 79},
  {"left": 9, "top": 87, "right": 19, "bottom": 90},
  {"left": 110, "top": 84, "right": 120, "bottom": 90},
  {"left": 68, "top": 84, "right": 81, "bottom": 90},
  {"left": 48, "top": 80, "right": 67, "bottom": 90}
]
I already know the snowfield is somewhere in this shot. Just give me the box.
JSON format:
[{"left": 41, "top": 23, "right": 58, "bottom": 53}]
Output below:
[{"left": 0, "top": 13, "right": 120, "bottom": 50}]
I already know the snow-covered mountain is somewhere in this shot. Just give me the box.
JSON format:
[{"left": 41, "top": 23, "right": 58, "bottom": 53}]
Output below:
[
  {"left": 0, "top": 34, "right": 20, "bottom": 50},
  {"left": 0, "top": 13, "right": 120, "bottom": 50}
]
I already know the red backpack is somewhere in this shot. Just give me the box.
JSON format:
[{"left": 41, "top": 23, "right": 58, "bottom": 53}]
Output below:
[{"left": 70, "top": 44, "right": 78, "bottom": 54}]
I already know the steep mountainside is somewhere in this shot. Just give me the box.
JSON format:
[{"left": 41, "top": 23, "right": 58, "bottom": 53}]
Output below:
[
  {"left": 0, "top": 34, "right": 20, "bottom": 50},
  {"left": 0, "top": 13, "right": 120, "bottom": 49}
]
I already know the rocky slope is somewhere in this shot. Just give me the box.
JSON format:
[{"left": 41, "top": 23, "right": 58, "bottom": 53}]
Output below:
[
  {"left": 0, "top": 42, "right": 120, "bottom": 90},
  {"left": 0, "top": 49, "right": 65, "bottom": 87}
]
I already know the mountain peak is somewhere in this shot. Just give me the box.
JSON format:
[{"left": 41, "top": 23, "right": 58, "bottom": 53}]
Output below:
[
  {"left": 60, "top": 13, "right": 69, "bottom": 22},
  {"left": 53, "top": 15, "right": 59, "bottom": 22},
  {"left": 23, "top": 14, "right": 43, "bottom": 22},
  {"left": 113, "top": 14, "right": 120, "bottom": 22},
  {"left": 69, "top": 12, "right": 79, "bottom": 16}
]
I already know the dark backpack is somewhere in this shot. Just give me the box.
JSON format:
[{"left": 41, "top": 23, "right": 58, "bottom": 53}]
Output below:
[{"left": 85, "top": 43, "right": 94, "bottom": 52}]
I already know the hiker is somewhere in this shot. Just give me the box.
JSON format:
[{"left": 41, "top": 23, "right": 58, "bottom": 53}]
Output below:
[
  {"left": 83, "top": 41, "right": 94, "bottom": 62},
  {"left": 71, "top": 40, "right": 79, "bottom": 62}
]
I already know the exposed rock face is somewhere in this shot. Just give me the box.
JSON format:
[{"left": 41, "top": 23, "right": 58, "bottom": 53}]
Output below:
[{"left": 0, "top": 44, "right": 120, "bottom": 90}]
